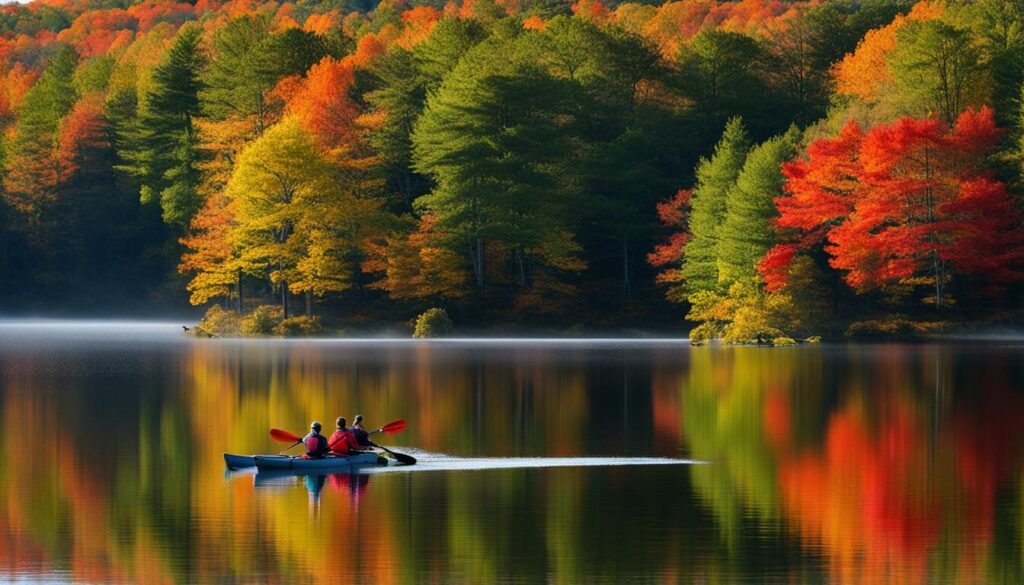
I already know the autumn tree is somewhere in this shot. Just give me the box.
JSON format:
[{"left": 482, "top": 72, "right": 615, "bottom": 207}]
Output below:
[
  {"left": 648, "top": 188, "right": 691, "bottom": 303},
  {"left": 3, "top": 46, "right": 78, "bottom": 280},
  {"left": 365, "top": 213, "right": 468, "bottom": 301},
  {"left": 179, "top": 191, "right": 238, "bottom": 307},
  {"left": 285, "top": 56, "right": 361, "bottom": 153},
  {"left": 764, "top": 108, "right": 1024, "bottom": 308},
  {"left": 4, "top": 46, "right": 78, "bottom": 216},
  {"left": 226, "top": 117, "right": 383, "bottom": 317}
]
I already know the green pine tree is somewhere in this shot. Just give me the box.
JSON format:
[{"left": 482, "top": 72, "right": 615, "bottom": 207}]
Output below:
[
  {"left": 121, "top": 24, "right": 206, "bottom": 228},
  {"left": 412, "top": 35, "right": 585, "bottom": 300},
  {"left": 716, "top": 127, "right": 800, "bottom": 287},
  {"left": 681, "top": 117, "right": 750, "bottom": 295}
]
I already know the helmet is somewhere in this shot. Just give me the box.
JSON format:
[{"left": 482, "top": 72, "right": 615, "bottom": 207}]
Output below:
[{"left": 311, "top": 421, "right": 322, "bottom": 431}]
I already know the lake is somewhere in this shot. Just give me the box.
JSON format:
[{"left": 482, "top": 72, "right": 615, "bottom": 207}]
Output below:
[{"left": 0, "top": 322, "right": 1022, "bottom": 584}]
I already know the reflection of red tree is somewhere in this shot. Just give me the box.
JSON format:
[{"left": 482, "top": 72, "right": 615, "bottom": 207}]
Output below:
[
  {"left": 778, "top": 398, "right": 941, "bottom": 583},
  {"left": 762, "top": 391, "right": 789, "bottom": 451},
  {"left": 651, "top": 373, "right": 682, "bottom": 452},
  {"left": 773, "top": 380, "right": 1024, "bottom": 585}
]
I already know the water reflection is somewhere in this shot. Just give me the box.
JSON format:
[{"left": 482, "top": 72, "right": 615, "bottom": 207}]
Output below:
[{"left": 0, "top": 329, "right": 1021, "bottom": 583}]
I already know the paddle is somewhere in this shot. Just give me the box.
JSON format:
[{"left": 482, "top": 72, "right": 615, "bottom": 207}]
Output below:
[
  {"left": 377, "top": 445, "right": 417, "bottom": 465},
  {"left": 270, "top": 428, "right": 303, "bottom": 455},
  {"left": 370, "top": 419, "right": 407, "bottom": 435},
  {"left": 356, "top": 419, "right": 415, "bottom": 464}
]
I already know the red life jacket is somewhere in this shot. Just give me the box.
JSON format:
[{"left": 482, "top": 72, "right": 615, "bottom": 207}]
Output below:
[
  {"left": 304, "top": 432, "right": 327, "bottom": 458},
  {"left": 328, "top": 429, "right": 358, "bottom": 454}
]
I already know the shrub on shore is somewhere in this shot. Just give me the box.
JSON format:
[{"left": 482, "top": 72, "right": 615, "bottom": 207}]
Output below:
[
  {"left": 846, "top": 316, "right": 947, "bottom": 338},
  {"left": 413, "top": 308, "right": 453, "bottom": 338},
  {"left": 195, "top": 305, "right": 241, "bottom": 337},
  {"left": 273, "top": 315, "right": 323, "bottom": 336},
  {"left": 241, "top": 305, "right": 282, "bottom": 336}
]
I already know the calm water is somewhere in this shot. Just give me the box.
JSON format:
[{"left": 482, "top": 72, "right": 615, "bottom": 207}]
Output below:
[{"left": 1, "top": 322, "right": 1023, "bottom": 584}]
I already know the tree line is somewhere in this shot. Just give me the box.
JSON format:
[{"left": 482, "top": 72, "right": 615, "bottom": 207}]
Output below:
[{"left": 0, "top": 0, "right": 1022, "bottom": 335}]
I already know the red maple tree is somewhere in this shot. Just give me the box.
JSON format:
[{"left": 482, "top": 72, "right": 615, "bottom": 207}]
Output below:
[{"left": 761, "top": 107, "right": 1024, "bottom": 305}]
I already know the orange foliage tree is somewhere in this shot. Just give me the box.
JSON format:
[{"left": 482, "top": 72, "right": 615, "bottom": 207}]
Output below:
[
  {"left": 284, "top": 56, "right": 361, "bottom": 152},
  {"left": 762, "top": 108, "right": 1024, "bottom": 306},
  {"left": 832, "top": 1, "right": 944, "bottom": 102}
]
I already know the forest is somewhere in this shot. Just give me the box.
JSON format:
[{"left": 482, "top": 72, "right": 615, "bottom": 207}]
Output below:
[{"left": 0, "top": 0, "right": 1023, "bottom": 337}]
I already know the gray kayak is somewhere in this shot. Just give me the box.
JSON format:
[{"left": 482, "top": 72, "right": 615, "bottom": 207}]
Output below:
[
  {"left": 224, "top": 451, "right": 388, "bottom": 470},
  {"left": 254, "top": 452, "right": 387, "bottom": 470}
]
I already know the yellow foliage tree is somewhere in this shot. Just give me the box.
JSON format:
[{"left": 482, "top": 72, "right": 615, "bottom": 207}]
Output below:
[{"left": 226, "top": 117, "right": 384, "bottom": 316}]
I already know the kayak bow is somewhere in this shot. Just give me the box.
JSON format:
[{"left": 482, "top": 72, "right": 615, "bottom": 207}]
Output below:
[{"left": 224, "top": 453, "right": 256, "bottom": 469}]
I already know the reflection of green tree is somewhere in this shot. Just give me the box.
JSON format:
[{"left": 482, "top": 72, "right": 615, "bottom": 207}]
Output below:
[
  {"left": 109, "top": 395, "right": 196, "bottom": 578},
  {"left": 986, "top": 473, "right": 1024, "bottom": 582},
  {"left": 446, "top": 469, "right": 546, "bottom": 582},
  {"left": 682, "top": 349, "right": 784, "bottom": 548}
]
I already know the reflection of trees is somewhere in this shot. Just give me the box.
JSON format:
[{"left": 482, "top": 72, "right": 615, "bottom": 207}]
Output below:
[
  {"left": 0, "top": 342, "right": 696, "bottom": 581},
  {"left": 680, "top": 344, "right": 1024, "bottom": 584},
  {"left": 2, "top": 341, "right": 1024, "bottom": 583}
]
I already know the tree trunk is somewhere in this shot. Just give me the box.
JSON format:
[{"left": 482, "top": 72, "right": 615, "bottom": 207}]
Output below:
[
  {"left": 474, "top": 237, "right": 485, "bottom": 292},
  {"left": 515, "top": 248, "right": 526, "bottom": 288},
  {"left": 281, "top": 281, "right": 289, "bottom": 319},
  {"left": 305, "top": 290, "right": 312, "bottom": 317},
  {"left": 623, "top": 236, "right": 632, "bottom": 302},
  {"left": 237, "top": 269, "right": 244, "bottom": 314}
]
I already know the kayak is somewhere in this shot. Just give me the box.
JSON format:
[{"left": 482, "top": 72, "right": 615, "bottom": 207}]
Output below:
[
  {"left": 254, "top": 452, "right": 388, "bottom": 471},
  {"left": 224, "top": 450, "right": 387, "bottom": 470}
]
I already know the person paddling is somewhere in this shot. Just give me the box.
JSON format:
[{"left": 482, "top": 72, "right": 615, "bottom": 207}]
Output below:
[
  {"left": 303, "top": 421, "right": 329, "bottom": 459},
  {"left": 352, "top": 415, "right": 376, "bottom": 448},
  {"left": 328, "top": 417, "right": 359, "bottom": 455}
]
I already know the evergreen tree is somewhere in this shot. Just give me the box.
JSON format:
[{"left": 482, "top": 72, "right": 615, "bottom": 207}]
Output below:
[
  {"left": 412, "top": 18, "right": 488, "bottom": 90},
  {"left": 3, "top": 46, "right": 79, "bottom": 283},
  {"left": 716, "top": 127, "right": 800, "bottom": 287},
  {"left": 677, "top": 31, "right": 766, "bottom": 138},
  {"left": 680, "top": 117, "right": 749, "bottom": 295},
  {"left": 412, "top": 36, "right": 585, "bottom": 304},
  {"left": 201, "top": 14, "right": 273, "bottom": 131},
  {"left": 5, "top": 46, "right": 78, "bottom": 217},
  {"left": 121, "top": 25, "right": 206, "bottom": 228},
  {"left": 366, "top": 49, "right": 428, "bottom": 210}
]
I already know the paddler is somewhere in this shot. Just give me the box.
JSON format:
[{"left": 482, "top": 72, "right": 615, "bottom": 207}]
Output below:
[
  {"left": 328, "top": 417, "right": 359, "bottom": 454},
  {"left": 303, "top": 421, "right": 329, "bottom": 459},
  {"left": 352, "top": 415, "right": 376, "bottom": 448}
]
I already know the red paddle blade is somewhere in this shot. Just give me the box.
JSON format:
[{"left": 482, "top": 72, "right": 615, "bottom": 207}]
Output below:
[
  {"left": 270, "top": 428, "right": 302, "bottom": 443},
  {"left": 379, "top": 419, "right": 407, "bottom": 434}
]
